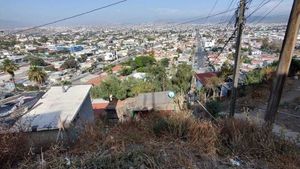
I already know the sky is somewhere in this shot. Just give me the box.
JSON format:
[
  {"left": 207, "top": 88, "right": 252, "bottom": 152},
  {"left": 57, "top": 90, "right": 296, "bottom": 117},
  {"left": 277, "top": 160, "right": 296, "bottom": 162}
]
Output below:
[{"left": 0, "top": 0, "right": 294, "bottom": 27}]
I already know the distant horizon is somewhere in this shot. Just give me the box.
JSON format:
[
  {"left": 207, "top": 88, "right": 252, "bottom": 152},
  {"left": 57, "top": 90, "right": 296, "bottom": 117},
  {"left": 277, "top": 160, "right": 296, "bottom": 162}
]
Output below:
[
  {"left": 0, "top": 0, "right": 293, "bottom": 29},
  {"left": 0, "top": 14, "right": 291, "bottom": 30}
]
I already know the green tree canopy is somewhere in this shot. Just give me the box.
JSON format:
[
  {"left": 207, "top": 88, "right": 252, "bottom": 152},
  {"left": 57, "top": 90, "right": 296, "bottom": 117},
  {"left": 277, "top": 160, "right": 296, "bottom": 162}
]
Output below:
[
  {"left": 28, "top": 66, "right": 47, "bottom": 86},
  {"left": 91, "top": 76, "right": 126, "bottom": 100},
  {"left": 134, "top": 56, "right": 156, "bottom": 69},
  {"left": 28, "top": 57, "right": 48, "bottom": 66},
  {"left": 0, "top": 59, "right": 19, "bottom": 87},
  {"left": 120, "top": 67, "right": 134, "bottom": 76},
  {"left": 171, "top": 63, "right": 193, "bottom": 93},
  {"left": 0, "top": 59, "right": 19, "bottom": 78},
  {"left": 160, "top": 58, "right": 170, "bottom": 67},
  {"left": 61, "top": 58, "right": 79, "bottom": 70},
  {"left": 147, "top": 65, "right": 171, "bottom": 91},
  {"left": 219, "top": 61, "right": 233, "bottom": 79}
]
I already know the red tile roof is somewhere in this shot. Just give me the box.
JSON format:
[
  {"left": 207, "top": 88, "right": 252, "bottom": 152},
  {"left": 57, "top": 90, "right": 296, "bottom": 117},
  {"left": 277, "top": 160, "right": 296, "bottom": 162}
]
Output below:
[{"left": 87, "top": 75, "right": 107, "bottom": 86}]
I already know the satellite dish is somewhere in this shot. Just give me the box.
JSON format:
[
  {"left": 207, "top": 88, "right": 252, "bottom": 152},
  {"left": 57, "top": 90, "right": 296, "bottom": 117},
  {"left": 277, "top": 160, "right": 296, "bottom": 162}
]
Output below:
[{"left": 168, "top": 91, "right": 175, "bottom": 98}]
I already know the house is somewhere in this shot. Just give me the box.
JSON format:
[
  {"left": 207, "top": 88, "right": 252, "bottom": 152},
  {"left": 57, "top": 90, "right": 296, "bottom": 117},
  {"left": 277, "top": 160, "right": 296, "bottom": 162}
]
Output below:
[
  {"left": 6, "top": 55, "right": 26, "bottom": 64},
  {"left": 117, "top": 91, "right": 177, "bottom": 121},
  {"left": 11, "top": 85, "right": 94, "bottom": 145},
  {"left": 92, "top": 99, "right": 120, "bottom": 122},
  {"left": 87, "top": 74, "right": 107, "bottom": 86},
  {"left": 195, "top": 72, "right": 233, "bottom": 98},
  {"left": 104, "top": 52, "right": 116, "bottom": 61},
  {"left": 195, "top": 72, "right": 218, "bottom": 90}
]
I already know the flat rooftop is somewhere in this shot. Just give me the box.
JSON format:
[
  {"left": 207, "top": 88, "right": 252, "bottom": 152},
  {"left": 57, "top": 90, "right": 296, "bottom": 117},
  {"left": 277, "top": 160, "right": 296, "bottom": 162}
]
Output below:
[{"left": 14, "top": 85, "right": 92, "bottom": 132}]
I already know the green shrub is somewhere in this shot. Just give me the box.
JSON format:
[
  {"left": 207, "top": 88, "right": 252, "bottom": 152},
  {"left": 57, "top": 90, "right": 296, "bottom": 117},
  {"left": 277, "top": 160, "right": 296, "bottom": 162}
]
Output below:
[{"left": 206, "top": 100, "right": 222, "bottom": 117}]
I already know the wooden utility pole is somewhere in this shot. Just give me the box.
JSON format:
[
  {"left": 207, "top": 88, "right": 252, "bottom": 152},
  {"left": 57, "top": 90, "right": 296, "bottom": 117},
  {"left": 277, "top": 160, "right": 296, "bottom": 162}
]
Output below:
[
  {"left": 265, "top": 0, "right": 300, "bottom": 123},
  {"left": 230, "top": 0, "right": 246, "bottom": 117}
]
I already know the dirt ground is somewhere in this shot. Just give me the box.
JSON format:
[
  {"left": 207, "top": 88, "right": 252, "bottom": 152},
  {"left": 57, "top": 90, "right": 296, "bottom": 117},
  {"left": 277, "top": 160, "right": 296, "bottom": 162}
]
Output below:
[{"left": 236, "top": 78, "right": 300, "bottom": 133}]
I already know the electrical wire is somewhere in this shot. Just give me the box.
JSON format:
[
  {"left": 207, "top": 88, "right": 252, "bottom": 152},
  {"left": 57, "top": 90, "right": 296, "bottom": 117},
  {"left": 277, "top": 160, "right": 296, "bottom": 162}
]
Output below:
[
  {"left": 205, "top": 0, "right": 220, "bottom": 23},
  {"left": 219, "top": 0, "right": 237, "bottom": 24},
  {"left": 246, "top": 0, "right": 272, "bottom": 22},
  {"left": 177, "top": 7, "right": 237, "bottom": 26},
  {"left": 254, "top": 0, "right": 284, "bottom": 25},
  {"left": 10, "top": 0, "right": 128, "bottom": 35}
]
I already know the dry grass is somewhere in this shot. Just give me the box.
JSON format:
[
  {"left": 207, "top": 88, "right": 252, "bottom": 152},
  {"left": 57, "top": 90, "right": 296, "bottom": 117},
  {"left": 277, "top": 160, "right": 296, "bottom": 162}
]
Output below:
[
  {"left": 0, "top": 133, "right": 30, "bottom": 168},
  {"left": 2, "top": 112, "right": 300, "bottom": 169},
  {"left": 218, "top": 118, "right": 300, "bottom": 169}
]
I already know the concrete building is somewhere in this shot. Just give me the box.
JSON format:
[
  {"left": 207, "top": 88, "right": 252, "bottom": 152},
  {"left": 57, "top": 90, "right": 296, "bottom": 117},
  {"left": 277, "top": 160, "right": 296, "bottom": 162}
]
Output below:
[
  {"left": 117, "top": 91, "right": 177, "bottom": 121},
  {"left": 12, "top": 85, "right": 94, "bottom": 145}
]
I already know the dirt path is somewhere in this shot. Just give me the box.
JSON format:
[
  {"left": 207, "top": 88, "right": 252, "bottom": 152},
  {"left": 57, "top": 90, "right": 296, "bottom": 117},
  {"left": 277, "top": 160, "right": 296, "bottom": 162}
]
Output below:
[
  {"left": 236, "top": 78, "right": 300, "bottom": 133},
  {"left": 280, "top": 78, "right": 300, "bottom": 104}
]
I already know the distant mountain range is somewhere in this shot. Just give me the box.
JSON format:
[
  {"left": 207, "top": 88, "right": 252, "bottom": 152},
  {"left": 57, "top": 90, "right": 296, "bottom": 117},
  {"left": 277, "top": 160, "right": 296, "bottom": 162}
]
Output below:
[
  {"left": 0, "top": 14, "right": 290, "bottom": 29},
  {"left": 0, "top": 19, "right": 32, "bottom": 29}
]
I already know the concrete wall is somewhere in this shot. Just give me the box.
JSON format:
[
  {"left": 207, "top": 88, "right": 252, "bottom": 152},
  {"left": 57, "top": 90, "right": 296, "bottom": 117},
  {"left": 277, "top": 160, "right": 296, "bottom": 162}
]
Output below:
[
  {"left": 74, "top": 93, "right": 94, "bottom": 127},
  {"left": 27, "top": 94, "right": 94, "bottom": 148}
]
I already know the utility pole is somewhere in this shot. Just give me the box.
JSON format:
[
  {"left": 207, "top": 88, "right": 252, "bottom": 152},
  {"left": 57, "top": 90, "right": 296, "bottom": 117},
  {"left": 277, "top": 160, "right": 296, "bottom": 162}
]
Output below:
[
  {"left": 230, "top": 0, "right": 246, "bottom": 117},
  {"left": 265, "top": 0, "right": 300, "bottom": 123}
]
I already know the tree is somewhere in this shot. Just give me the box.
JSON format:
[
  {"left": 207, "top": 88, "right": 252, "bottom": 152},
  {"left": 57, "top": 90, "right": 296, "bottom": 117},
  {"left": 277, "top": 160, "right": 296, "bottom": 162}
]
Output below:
[
  {"left": 61, "top": 58, "right": 79, "bottom": 70},
  {"left": 0, "top": 59, "right": 19, "bottom": 88},
  {"left": 28, "top": 66, "right": 47, "bottom": 88},
  {"left": 147, "top": 65, "right": 170, "bottom": 91},
  {"left": 260, "top": 38, "right": 282, "bottom": 53},
  {"left": 91, "top": 76, "right": 126, "bottom": 100},
  {"left": 171, "top": 63, "right": 193, "bottom": 93},
  {"left": 39, "top": 36, "right": 48, "bottom": 43},
  {"left": 206, "top": 100, "right": 222, "bottom": 117},
  {"left": 204, "top": 76, "right": 224, "bottom": 100},
  {"left": 219, "top": 61, "right": 233, "bottom": 79},
  {"left": 241, "top": 55, "right": 252, "bottom": 64},
  {"left": 160, "top": 58, "right": 170, "bottom": 67},
  {"left": 120, "top": 67, "right": 133, "bottom": 76},
  {"left": 134, "top": 56, "right": 156, "bottom": 69},
  {"left": 29, "top": 57, "right": 48, "bottom": 66},
  {"left": 131, "top": 80, "right": 155, "bottom": 96},
  {"left": 245, "top": 69, "right": 264, "bottom": 85}
]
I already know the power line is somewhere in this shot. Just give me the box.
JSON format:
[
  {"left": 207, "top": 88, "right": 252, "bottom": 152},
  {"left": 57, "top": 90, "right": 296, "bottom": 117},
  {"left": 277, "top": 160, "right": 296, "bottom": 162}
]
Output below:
[
  {"left": 215, "top": 28, "right": 237, "bottom": 59},
  {"left": 177, "top": 7, "right": 237, "bottom": 25},
  {"left": 216, "top": 0, "right": 270, "bottom": 55},
  {"left": 254, "top": 0, "right": 284, "bottom": 25},
  {"left": 178, "top": 1, "right": 266, "bottom": 26},
  {"left": 10, "top": 0, "right": 128, "bottom": 35},
  {"left": 246, "top": 0, "right": 272, "bottom": 22},
  {"left": 219, "top": 0, "right": 237, "bottom": 23},
  {"left": 205, "top": 0, "right": 220, "bottom": 23}
]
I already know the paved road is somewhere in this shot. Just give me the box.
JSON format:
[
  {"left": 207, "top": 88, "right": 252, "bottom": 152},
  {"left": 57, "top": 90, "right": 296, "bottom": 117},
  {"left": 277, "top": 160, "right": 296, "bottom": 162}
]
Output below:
[
  {"left": 193, "top": 33, "right": 207, "bottom": 71},
  {"left": 108, "top": 55, "right": 134, "bottom": 66},
  {"left": 0, "top": 65, "right": 30, "bottom": 82}
]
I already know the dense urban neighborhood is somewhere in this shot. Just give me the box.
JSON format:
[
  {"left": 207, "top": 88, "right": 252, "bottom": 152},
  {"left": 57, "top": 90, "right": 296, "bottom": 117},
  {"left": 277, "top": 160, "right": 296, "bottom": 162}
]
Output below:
[
  {"left": 1, "top": 23, "right": 300, "bottom": 168},
  {"left": 1, "top": 0, "right": 300, "bottom": 168}
]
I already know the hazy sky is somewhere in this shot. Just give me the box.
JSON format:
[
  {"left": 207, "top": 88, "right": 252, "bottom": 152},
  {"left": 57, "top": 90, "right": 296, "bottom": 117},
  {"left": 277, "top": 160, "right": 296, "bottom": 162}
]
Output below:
[{"left": 0, "top": 0, "right": 294, "bottom": 26}]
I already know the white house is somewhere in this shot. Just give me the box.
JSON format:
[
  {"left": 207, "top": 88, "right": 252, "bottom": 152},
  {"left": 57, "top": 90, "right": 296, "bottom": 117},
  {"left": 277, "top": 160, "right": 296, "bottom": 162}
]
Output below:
[{"left": 104, "top": 52, "right": 116, "bottom": 61}]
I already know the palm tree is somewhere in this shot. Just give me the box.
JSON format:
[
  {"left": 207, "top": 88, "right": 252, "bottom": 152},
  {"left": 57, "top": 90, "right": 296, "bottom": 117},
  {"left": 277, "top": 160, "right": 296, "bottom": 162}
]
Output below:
[
  {"left": 28, "top": 66, "right": 47, "bottom": 89},
  {"left": 0, "top": 59, "right": 19, "bottom": 89}
]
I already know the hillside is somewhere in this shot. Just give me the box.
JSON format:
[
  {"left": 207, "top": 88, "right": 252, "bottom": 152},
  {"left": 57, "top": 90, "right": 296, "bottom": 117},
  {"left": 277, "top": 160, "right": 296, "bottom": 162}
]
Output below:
[{"left": 1, "top": 111, "right": 299, "bottom": 169}]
